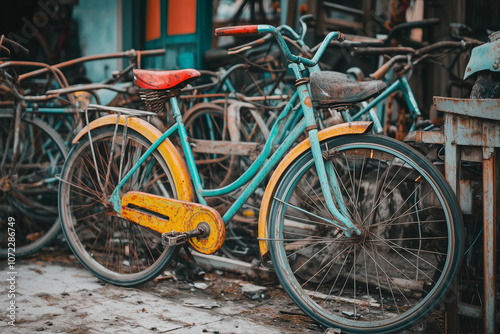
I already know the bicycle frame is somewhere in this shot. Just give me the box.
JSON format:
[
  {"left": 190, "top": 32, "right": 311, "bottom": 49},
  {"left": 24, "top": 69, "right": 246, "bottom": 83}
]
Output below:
[
  {"left": 107, "top": 64, "right": 363, "bottom": 238},
  {"left": 348, "top": 72, "right": 421, "bottom": 134}
]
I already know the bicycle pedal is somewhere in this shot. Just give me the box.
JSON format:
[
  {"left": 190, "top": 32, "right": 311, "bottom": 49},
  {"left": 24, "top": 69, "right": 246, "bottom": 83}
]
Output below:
[
  {"left": 162, "top": 223, "right": 209, "bottom": 247},
  {"left": 162, "top": 231, "right": 190, "bottom": 247}
]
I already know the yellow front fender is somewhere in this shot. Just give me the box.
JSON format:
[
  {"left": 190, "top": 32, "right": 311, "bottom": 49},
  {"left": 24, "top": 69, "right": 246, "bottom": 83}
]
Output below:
[
  {"left": 258, "top": 121, "right": 373, "bottom": 257},
  {"left": 73, "top": 115, "right": 194, "bottom": 202}
]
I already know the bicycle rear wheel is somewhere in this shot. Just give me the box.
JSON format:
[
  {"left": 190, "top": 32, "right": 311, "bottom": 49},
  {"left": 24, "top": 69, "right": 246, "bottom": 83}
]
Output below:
[
  {"left": 0, "top": 112, "right": 67, "bottom": 258},
  {"left": 59, "top": 126, "right": 179, "bottom": 286},
  {"left": 268, "top": 134, "right": 463, "bottom": 333}
]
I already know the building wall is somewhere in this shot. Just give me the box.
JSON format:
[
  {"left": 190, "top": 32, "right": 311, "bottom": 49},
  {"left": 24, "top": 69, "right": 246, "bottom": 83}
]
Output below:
[{"left": 73, "top": 0, "right": 120, "bottom": 82}]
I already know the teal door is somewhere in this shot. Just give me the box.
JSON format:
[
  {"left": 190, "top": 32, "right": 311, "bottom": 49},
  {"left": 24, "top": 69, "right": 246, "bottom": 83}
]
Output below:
[{"left": 143, "top": 0, "right": 212, "bottom": 70}]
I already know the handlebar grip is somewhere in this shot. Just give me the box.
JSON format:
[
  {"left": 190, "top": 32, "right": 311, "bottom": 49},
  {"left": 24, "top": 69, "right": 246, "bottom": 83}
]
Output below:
[
  {"left": 370, "top": 63, "right": 391, "bottom": 80},
  {"left": 215, "top": 25, "right": 259, "bottom": 36}
]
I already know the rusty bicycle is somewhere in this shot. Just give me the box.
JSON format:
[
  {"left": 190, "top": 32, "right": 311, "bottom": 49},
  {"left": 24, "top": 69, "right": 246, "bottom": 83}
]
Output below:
[{"left": 58, "top": 24, "right": 464, "bottom": 333}]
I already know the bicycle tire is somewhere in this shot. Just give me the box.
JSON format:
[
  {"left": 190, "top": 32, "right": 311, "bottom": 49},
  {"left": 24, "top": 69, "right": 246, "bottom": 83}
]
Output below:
[
  {"left": 183, "top": 103, "right": 238, "bottom": 191},
  {"left": 59, "top": 126, "right": 180, "bottom": 286},
  {"left": 0, "top": 112, "right": 67, "bottom": 258},
  {"left": 267, "top": 134, "right": 463, "bottom": 333}
]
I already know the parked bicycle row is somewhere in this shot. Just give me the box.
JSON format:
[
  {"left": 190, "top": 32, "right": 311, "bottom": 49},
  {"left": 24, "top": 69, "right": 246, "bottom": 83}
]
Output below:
[{"left": 0, "top": 16, "right": 494, "bottom": 334}]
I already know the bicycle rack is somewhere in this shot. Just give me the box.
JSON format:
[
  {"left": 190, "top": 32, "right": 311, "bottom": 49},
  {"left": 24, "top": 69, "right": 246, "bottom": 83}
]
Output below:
[{"left": 416, "top": 97, "right": 500, "bottom": 334}]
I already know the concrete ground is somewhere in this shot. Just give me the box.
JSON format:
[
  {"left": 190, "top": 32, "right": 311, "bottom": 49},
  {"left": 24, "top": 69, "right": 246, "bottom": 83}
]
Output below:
[
  {"left": 0, "top": 248, "right": 323, "bottom": 334},
  {"left": 0, "top": 247, "right": 446, "bottom": 334}
]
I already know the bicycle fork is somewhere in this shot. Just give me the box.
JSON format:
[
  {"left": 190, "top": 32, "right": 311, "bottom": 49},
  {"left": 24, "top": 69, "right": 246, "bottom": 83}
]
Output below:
[{"left": 293, "top": 65, "right": 361, "bottom": 237}]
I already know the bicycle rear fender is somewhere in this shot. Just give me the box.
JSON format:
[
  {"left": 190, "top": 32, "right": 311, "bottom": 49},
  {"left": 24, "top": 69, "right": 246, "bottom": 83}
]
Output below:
[
  {"left": 258, "top": 121, "right": 373, "bottom": 258},
  {"left": 72, "top": 114, "right": 194, "bottom": 202}
]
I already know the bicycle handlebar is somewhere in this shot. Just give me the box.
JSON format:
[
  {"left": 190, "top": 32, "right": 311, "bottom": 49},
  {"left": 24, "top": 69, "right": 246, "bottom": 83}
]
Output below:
[
  {"left": 414, "top": 40, "right": 481, "bottom": 56},
  {"left": 0, "top": 35, "right": 30, "bottom": 56},
  {"left": 368, "top": 39, "right": 483, "bottom": 80},
  {"left": 227, "top": 24, "right": 304, "bottom": 55},
  {"left": 216, "top": 24, "right": 344, "bottom": 68},
  {"left": 384, "top": 18, "right": 440, "bottom": 46},
  {"left": 352, "top": 46, "right": 416, "bottom": 56},
  {"left": 18, "top": 49, "right": 166, "bottom": 81},
  {"left": 369, "top": 56, "right": 407, "bottom": 80},
  {"left": 215, "top": 25, "right": 259, "bottom": 36},
  {"left": 228, "top": 34, "right": 274, "bottom": 54}
]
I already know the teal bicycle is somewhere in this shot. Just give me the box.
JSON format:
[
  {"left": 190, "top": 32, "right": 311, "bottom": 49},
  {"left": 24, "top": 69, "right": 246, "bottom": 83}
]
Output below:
[{"left": 58, "top": 24, "right": 464, "bottom": 333}]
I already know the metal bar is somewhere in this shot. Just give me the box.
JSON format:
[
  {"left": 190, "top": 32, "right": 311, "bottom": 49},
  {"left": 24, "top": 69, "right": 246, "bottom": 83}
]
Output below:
[
  {"left": 350, "top": 78, "right": 401, "bottom": 124},
  {"left": 482, "top": 146, "right": 497, "bottom": 334},
  {"left": 443, "top": 113, "right": 460, "bottom": 334},
  {"left": 201, "top": 94, "right": 298, "bottom": 197},
  {"left": 190, "top": 139, "right": 260, "bottom": 158},
  {"left": 221, "top": 118, "right": 307, "bottom": 222},
  {"left": 109, "top": 122, "right": 180, "bottom": 212},
  {"left": 434, "top": 97, "right": 500, "bottom": 121},
  {"left": 190, "top": 251, "right": 276, "bottom": 281},
  {"left": 18, "top": 49, "right": 166, "bottom": 81}
]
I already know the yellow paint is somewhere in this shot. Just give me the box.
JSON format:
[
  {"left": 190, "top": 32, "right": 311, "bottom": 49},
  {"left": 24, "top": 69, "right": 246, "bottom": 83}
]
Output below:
[
  {"left": 258, "top": 121, "right": 373, "bottom": 257},
  {"left": 72, "top": 114, "right": 194, "bottom": 202},
  {"left": 121, "top": 191, "right": 225, "bottom": 254}
]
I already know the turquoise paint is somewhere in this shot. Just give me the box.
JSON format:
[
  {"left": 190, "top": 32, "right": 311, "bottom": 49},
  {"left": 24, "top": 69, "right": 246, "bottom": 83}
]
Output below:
[
  {"left": 291, "top": 62, "right": 359, "bottom": 236},
  {"left": 143, "top": 0, "right": 213, "bottom": 70},
  {"left": 201, "top": 92, "right": 300, "bottom": 198},
  {"left": 168, "top": 97, "right": 207, "bottom": 205},
  {"left": 348, "top": 75, "right": 421, "bottom": 134},
  {"left": 221, "top": 117, "right": 308, "bottom": 222},
  {"left": 107, "top": 23, "right": 362, "bottom": 237},
  {"left": 110, "top": 121, "right": 180, "bottom": 213}
]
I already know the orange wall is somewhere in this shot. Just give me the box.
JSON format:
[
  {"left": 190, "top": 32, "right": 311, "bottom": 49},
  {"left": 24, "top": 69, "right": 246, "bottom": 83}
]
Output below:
[
  {"left": 146, "top": 0, "right": 161, "bottom": 41},
  {"left": 167, "top": 0, "right": 197, "bottom": 35}
]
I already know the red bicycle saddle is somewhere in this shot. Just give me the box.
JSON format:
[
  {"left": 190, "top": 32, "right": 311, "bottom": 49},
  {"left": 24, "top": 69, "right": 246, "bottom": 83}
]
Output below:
[{"left": 133, "top": 69, "right": 201, "bottom": 90}]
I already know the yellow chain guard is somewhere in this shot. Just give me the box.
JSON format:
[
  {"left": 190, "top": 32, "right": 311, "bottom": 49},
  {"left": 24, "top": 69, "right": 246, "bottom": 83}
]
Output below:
[{"left": 120, "top": 191, "right": 225, "bottom": 254}]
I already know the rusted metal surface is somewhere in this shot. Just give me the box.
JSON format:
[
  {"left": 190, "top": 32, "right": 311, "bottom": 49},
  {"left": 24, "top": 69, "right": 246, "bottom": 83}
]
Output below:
[
  {"left": 310, "top": 71, "right": 386, "bottom": 106},
  {"left": 482, "top": 148, "right": 497, "bottom": 334},
  {"left": 17, "top": 49, "right": 166, "bottom": 81},
  {"left": 434, "top": 97, "right": 500, "bottom": 121},
  {"left": 190, "top": 251, "right": 276, "bottom": 281},
  {"left": 420, "top": 96, "right": 500, "bottom": 334},
  {"left": 121, "top": 191, "right": 225, "bottom": 255}
]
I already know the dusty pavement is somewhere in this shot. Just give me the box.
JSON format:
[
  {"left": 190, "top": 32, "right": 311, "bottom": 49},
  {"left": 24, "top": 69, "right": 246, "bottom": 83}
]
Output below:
[
  {"left": 0, "top": 247, "right": 324, "bottom": 334},
  {"left": 0, "top": 246, "right": 445, "bottom": 334}
]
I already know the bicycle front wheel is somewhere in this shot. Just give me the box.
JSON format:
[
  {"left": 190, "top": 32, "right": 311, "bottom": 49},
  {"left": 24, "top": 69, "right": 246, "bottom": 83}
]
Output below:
[
  {"left": 59, "top": 126, "right": 180, "bottom": 286},
  {"left": 268, "top": 134, "right": 463, "bottom": 333},
  {"left": 0, "top": 113, "right": 67, "bottom": 258}
]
